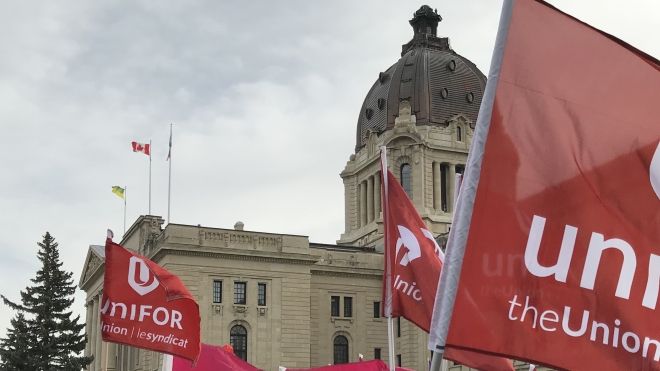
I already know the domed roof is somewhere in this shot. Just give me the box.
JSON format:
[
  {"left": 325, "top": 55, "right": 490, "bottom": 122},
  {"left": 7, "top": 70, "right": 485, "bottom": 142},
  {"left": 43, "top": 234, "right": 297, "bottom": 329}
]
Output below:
[{"left": 355, "top": 5, "right": 486, "bottom": 151}]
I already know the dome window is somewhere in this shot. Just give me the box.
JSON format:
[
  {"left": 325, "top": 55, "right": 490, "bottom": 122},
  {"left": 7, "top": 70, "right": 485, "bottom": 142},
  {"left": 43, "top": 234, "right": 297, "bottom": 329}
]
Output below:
[
  {"left": 377, "top": 98, "right": 386, "bottom": 110},
  {"left": 466, "top": 92, "right": 475, "bottom": 103},
  {"left": 379, "top": 72, "right": 389, "bottom": 84},
  {"left": 440, "top": 88, "right": 448, "bottom": 99},
  {"left": 447, "top": 60, "right": 456, "bottom": 71},
  {"left": 365, "top": 108, "right": 374, "bottom": 120}
]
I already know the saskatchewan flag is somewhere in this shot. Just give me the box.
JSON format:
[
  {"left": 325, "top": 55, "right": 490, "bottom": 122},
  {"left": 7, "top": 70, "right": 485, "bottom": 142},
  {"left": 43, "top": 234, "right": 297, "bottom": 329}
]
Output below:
[{"left": 111, "top": 186, "right": 125, "bottom": 199}]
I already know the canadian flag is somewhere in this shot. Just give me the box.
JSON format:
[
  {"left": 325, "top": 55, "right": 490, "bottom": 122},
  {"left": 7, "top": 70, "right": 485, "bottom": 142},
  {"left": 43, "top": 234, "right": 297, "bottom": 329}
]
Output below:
[
  {"left": 380, "top": 148, "right": 513, "bottom": 370},
  {"left": 102, "top": 231, "right": 200, "bottom": 362},
  {"left": 132, "top": 141, "right": 151, "bottom": 155}
]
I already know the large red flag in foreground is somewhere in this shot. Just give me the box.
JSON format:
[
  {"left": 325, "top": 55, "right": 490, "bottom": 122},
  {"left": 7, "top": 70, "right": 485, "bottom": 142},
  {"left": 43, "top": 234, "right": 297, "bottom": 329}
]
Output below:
[
  {"left": 442, "top": 0, "right": 660, "bottom": 370},
  {"left": 101, "top": 233, "right": 201, "bottom": 362},
  {"left": 380, "top": 151, "right": 513, "bottom": 370},
  {"left": 164, "top": 343, "right": 260, "bottom": 371}
]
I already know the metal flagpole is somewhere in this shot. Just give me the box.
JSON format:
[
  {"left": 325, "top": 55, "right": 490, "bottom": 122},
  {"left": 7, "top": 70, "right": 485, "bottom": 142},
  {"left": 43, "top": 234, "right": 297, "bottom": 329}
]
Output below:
[
  {"left": 167, "top": 124, "right": 172, "bottom": 224},
  {"left": 428, "top": 1, "right": 513, "bottom": 370},
  {"left": 123, "top": 186, "right": 127, "bottom": 235},
  {"left": 380, "top": 146, "right": 396, "bottom": 371},
  {"left": 148, "top": 140, "right": 152, "bottom": 215}
]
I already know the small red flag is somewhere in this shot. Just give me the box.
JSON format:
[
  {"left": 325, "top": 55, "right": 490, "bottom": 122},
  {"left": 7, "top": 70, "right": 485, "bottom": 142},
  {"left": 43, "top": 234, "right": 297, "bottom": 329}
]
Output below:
[
  {"left": 380, "top": 151, "right": 513, "bottom": 371},
  {"left": 132, "top": 141, "right": 151, "bottom": 155},
  {"left": 101, "top": 234, "right": 200, "bottom": 362}
]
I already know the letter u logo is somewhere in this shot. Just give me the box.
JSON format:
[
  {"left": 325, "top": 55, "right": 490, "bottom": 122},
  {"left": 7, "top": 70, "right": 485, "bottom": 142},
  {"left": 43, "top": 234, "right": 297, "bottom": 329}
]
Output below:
[
  {"left": 651, "top": 141, "right": 660, "bottom": 200},
  {"left": 128, "top": 256, "right": 159, "bottom": 296}
]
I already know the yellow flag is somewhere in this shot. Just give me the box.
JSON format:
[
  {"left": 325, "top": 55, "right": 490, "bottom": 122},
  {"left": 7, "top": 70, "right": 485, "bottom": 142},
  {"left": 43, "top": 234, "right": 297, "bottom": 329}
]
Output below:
[{"left": 112, "top": 186, "right": 125, "bottom": 200}]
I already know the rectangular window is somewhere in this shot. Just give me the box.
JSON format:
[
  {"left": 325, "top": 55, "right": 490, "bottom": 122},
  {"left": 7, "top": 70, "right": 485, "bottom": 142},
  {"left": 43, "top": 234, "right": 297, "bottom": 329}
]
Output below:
[
  {"left": 234, "top": 281, "right": 246, "bottom": 305},
  {"left": 331, "top": 296, "right": 340, "bottom": 317},
  {"left": 212, "top": 280, "right": 223, "bottom": 304},
  {"left": 258, "top": 283, "right": 267, "bottom": 306},
  {"left": 374, "top": 348, "right": 381, "bottom": 360},
  {"left": 396, "top": 354, "right": 402, "bottom": 367},
  {"left": 344, "top": 296, "right": 353, "bottom": 318},
  {"left": 396, "top": 317, "right": 401, "bottom": 337},
  {"left": 373, "top": 301, "right": 380, "bottom": 318}
]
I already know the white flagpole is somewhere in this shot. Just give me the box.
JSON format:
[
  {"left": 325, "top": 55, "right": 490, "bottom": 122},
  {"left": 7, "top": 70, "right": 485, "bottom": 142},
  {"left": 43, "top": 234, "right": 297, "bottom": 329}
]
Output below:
[
  {"left": 380, "top": 146, "right": 396, "bottom": 371},
  {"left": 167, "top": 124, "right": 173, "bottom": 224},
  {"left": 148, "top": 140, "right": 152, "bottom": 215},
  {"left": 428, "top": 1, "right": 514, "bottom": 370}
]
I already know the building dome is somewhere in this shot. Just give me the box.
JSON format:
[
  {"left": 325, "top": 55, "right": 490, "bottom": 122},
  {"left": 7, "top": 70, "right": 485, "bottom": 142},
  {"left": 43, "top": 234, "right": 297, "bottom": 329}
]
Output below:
[{"left": 355, "top": 5, "right": 486, "bottom": 152}]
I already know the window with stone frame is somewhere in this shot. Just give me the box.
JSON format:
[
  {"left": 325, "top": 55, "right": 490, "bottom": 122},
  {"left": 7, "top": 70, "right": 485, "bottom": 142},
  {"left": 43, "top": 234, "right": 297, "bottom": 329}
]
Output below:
[
  {"left": 331, "top": 296, "right": 340, "bottom": 317},
  {"left": 212, "top": 280, "right": 223, "bottom": 304},
  {"left": 234, "top": 281, "right": 247, "bottom": 305},
  {"left": 257, "top": 283, "right": 267, "bottom": 306}
]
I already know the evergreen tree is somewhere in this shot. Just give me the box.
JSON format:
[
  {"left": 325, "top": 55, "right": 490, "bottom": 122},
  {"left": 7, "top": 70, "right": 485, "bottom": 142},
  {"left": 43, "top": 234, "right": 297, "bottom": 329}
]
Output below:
[
  {"left": 0, "top": 232, "right": 93, "bottom": 370},
  {"left": 0, "top": 312, "right": 35, "bottom": 370}
]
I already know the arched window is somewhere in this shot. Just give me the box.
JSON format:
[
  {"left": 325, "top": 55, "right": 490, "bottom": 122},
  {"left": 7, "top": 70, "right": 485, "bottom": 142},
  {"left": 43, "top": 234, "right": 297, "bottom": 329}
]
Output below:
[
  {"left": 333, "top": 335, "right": 349, "bottom": 364},
  {"left": 230, "top": 325, "right": 248, "bottom": 361},
  {"left": 457, "top": 125, "right": 463, "bottom": 141},
  {"left": 400, "top": 164, "right": 412, "bottom": 197}
]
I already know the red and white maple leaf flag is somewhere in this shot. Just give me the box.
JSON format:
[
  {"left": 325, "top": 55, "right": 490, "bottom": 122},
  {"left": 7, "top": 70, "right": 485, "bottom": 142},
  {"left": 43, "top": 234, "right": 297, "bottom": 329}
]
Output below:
[
  {"left": 101, "top": 230, "right": 201, "bottom": 362},
  {"left": 429, "top": 0, "right": 660, "bottom": 370},
  {"left": 132, "top": 141, "right": 151, "bottom": 156},
  {"left": 380, "top": 148, "right": 513, "bottom": 371}
]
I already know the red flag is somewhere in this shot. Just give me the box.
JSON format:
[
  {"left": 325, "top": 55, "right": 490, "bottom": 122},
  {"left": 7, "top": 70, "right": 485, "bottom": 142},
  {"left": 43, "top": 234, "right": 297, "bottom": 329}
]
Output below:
[
  {"left": 445, "top": 0, "right": 660, "bottom": 370},
  {"left": 132, "top": 141, "right": 151, "bottom": 155},
  {"left": 380, "top": 150, "right": 513, "bottom": 370},
  {"left": 284, "top": 359, "right": 410, "bottom": 371},
  {"left": 166, "top": 343, "right": 260, "bottom": 371},
  {"left": 101, "top": 234, "right": 200, "bottom": 362}
]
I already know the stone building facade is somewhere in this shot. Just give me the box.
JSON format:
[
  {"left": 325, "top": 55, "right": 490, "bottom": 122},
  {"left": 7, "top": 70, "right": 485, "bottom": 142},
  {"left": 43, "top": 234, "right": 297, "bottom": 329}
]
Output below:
[{"left": 79, "top": 5, "right": 546, "bottom": 371}]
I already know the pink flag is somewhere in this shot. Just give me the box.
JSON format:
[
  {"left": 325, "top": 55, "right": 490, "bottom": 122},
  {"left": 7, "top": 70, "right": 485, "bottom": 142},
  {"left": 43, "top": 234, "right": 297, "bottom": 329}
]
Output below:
[{"left": 164, "top": 343, "right": 261, "bottom": 371}]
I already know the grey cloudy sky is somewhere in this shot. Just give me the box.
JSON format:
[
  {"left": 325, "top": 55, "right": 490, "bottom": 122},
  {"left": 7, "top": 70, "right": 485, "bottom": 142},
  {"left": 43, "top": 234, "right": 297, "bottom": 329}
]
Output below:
[{"left": 0, "top": 0, "right": 658, "bottom": 339}]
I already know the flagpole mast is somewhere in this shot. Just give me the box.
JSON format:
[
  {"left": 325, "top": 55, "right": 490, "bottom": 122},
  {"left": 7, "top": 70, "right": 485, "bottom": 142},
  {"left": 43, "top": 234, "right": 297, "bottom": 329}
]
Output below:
[
  {"left": 148, "top": 140, "right": 152, "bottom": 215},
  {"left": 124, "top": 186, "right": 127, "bottom": 235},
  {"left": 380, "top": 146, "right": 396, "bottom": 371},
  {"left": 428, "top": 1, "right": 513, "bottom": 370},
  {"left": 167, "top": 124, "right": 172, "bottom": 224}
]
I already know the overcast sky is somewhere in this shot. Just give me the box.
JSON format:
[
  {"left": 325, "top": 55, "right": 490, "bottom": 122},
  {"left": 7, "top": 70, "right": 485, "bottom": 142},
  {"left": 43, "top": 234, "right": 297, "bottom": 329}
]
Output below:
[{"left": 0, "top": 0, "right": 658, "bottom": 340}]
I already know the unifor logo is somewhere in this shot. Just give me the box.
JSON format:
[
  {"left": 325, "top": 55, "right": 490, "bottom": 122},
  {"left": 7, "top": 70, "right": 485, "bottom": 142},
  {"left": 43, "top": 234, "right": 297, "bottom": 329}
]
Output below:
[
  {"left": 395, "top": 225, "right": 443, "bottom": 266},
  {"left": 128, "top": 256, "right": 159, "bottom": 296},
  {"left": 651, "top": 141, "right": 660, "bottom": 200}
]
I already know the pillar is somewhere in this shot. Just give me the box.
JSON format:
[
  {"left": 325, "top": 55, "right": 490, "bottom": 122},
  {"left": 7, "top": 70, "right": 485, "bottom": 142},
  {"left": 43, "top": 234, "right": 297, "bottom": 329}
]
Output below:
[
  {"left": 432, "top": 162, "right": 441, "bottom": 210},
  {"left": 94, "top": 295, "right": 102, "bottom": 371},
  {"left": 359, "top": 181, "right": 367, "bottom": 227},
  {"left": 374, "top": 172, "right": 381, "bottom": 219},
  {"left": 448, "top": 164, "right": 456, "bottom": 212},
  {"left": 367, "top": 176, "right": 374, "bottom": 223}
]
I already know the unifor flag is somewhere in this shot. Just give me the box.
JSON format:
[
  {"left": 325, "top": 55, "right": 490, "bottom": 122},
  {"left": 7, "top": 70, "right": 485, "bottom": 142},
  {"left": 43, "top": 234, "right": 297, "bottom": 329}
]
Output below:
[
  {"left": 132, "top": 141, "right": 151, "bottom": 156},
  {"left": 430, "top": 0, "right": 660, "bottom": 370},
  {"left": 379, "top": 148, "right": 513, "bottom": 370},
  {"left": 101, "top": 230, "right": 201, "bottom": 362}
]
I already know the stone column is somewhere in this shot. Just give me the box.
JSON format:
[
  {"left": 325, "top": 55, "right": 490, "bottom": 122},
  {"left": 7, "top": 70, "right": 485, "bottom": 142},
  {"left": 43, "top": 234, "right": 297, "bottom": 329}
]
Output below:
[
  {"left": 89, "top": 297, "right": 97, "bottom": 371},
  {"left": 367, "top": 176, "right": 374, "bottom": 223},
  {"left": 374, "top": 172, "right": 381, "bottom": 218},
  {"left": 85, "top": 301, "right": 92, "bottom": 364},
  {"left": 94, "top": 295, "right": 103, "bottom": 371},
  {"left": 359, "top": 181, "right": 367, "bottom": 227},
  {"left": 448, "top": 164, "right": 456, "bottom": 212},
  {"left": 432, "top": 162, "right": 441, "bottom": 210}
]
